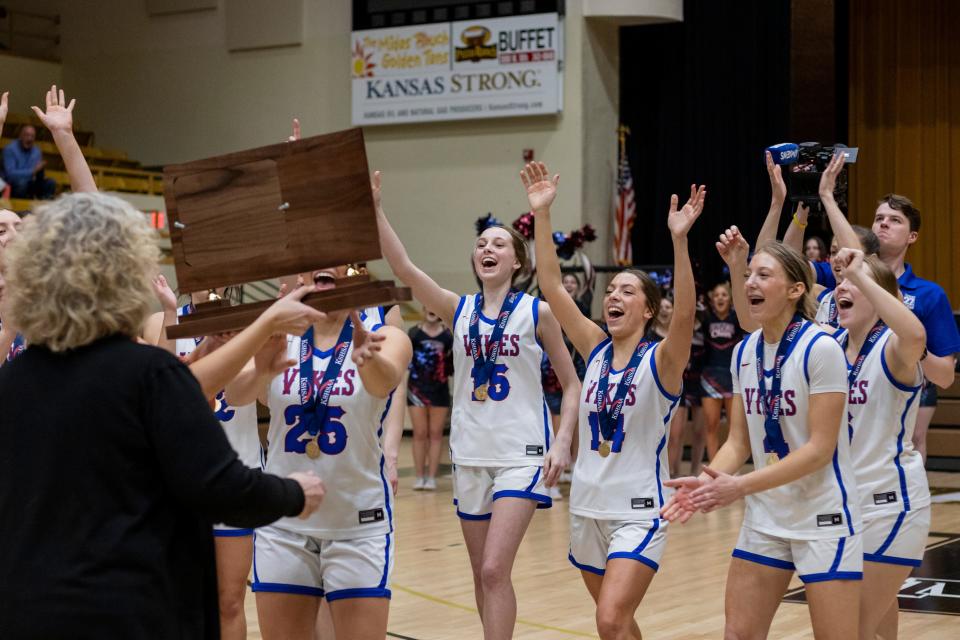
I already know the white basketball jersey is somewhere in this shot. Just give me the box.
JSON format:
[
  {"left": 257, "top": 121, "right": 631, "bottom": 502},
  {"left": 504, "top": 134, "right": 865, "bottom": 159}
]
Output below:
[
  {"left": 176, "top": 304, "right": 261, "bottom": 469},
  {"left": 732, "top": 323, "right": 862, "bottom": 539},
  {"left": 450, "top": 293, "right": 549, "bottom": 466},
  {"left": 835, "top": 328, "right": 930, "bottom": 517},
  {"left": 264, "top": 309, "right": 392, "bottom": 540},
  {"left": 570, "top": 339, "right": 680, "bottom": 520}
]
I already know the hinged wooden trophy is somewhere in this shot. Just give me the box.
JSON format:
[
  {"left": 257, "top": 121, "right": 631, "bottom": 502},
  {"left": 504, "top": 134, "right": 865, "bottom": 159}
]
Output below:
[{"left": 163, "top": 127, "right": 410, "bottom": 339}]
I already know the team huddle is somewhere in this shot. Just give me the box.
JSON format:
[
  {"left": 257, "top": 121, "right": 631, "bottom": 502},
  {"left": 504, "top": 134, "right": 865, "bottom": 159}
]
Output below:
[{"left": 1, "top": 89, "right": 954, "bottom": 640}]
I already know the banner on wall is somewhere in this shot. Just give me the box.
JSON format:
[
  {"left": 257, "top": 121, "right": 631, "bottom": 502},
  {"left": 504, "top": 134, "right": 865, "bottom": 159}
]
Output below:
[{"left": 351, "top": 12, "right": 562, "bottom": 125}]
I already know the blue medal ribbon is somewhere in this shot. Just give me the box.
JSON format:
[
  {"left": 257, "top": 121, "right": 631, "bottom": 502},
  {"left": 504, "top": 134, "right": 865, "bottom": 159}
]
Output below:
[
  {"left": 595, "top": 339, "right": 654, "bottom": 445},
  {"left": 468, "top": 290, "right": 522, "bottom": 394},
  {"left": 756, "top": 314, "right": 809, "bottom": 460},
  {"left": 299, "top": 319, "right": 354, "bottom": 438},
  {"left": 842, "top": 321, "right": 886, "bottom": 442}
]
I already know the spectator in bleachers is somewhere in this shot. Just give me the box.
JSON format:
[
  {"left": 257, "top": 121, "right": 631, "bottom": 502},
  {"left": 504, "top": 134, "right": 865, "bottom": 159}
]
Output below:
[{"left": 3, "top": 125, "right": 56, "bottom": 200}]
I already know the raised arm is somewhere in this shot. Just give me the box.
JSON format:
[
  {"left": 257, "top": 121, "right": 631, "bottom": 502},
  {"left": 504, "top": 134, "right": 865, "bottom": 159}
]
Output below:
[
  {"left": 380, "top": 305, "right": 406, "bottom": 495},
  {"left": 31, "top": 85, "right": 97, "bottom": 193},
  {"left": 522, "top": 162, "right": 606, "bottom": 359},
  {"left": 717, "top": 225, "right": 759, "bottom": 333},
  {"left": 350, "top": 310, "right": 412, "bottom": 399},
  {"left": 819, "top": 152, "right": 859, "bottom": 252},
  {"left": 837, "top": 248, "right": 926, "bottom": 384},
  {"left": 782, "top": 202, "right": 809, "bottom": 254},
  {"left": 756, "top": 151, "right": 787, "bottom": 248},
  {"left": 372, "top": 171, "right": 459, "bottom": 326},
  {"left": 656, "top": 184, "right": 707, "bottom": 394}
]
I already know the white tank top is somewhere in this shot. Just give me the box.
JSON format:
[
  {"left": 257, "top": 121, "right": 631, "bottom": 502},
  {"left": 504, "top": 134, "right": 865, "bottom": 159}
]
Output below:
[
  {"left": 570, "top": 339, "right": 680, "bottom": 520},
  {"left": 264, "top": 308, "right": 393, "bottom": 539},
  {"left": 816, "top": 289, "right": 839, "bottom": 328},
  {"left": 450, "top": 292, "right": 549, "bottom": 466},
  {"left": 176, "top": 305, "right": 260, "bottom": 469},
  {"left": 732, "top": 323, "right": 862, "bottom": 539},
  {"left": 834, "top": 327, "right": 930, "bottom": 517}
]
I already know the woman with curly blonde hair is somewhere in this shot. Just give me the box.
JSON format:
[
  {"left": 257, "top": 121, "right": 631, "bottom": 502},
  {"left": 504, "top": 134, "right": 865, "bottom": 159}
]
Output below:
[{"left": 0, "top": 192, "right": 328, "bottom": 638}]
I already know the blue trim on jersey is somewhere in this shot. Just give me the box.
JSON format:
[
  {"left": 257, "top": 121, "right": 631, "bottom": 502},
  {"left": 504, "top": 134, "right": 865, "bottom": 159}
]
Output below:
[
  {"left": 456, "top": 509, "right": 492, "bottom": 521},
  {"left": 532, "top": 296, "right": 540, "bottom": 330},
  {"left": 831, "top": 449, "right": 856, "bottom": 536},
  {"left": 325, "top": 587, "right": 392, "bottom": 602},
  {"left": 542, "top": 400, "right": 551, "bottom": 451},
  {"left": 524, "top": 467, "right": 542, "bottom": 492},
  {"left": 731, "top": 548, "right": 795, "bottom": 571},
  {"left": 893, "top": 391, "right": 919, "bottom": 512},
  {"left": 733, "top": 338, "right": 749, "bottom": 387},
  {"left": 477, "top": 305, "right": 497, "bottom": 325},
  {"left": 453, "top": 296, "right": 467, "bottom": 327},
  {"left": 368, "top": 323, "right": 385, "bottom": 332},
  {"left": 803, "top": 331, "right": 832, "bottom": 383},
  {"left": 588, "top": 338, "right": 612, "bottom": 367},
  {"left": 879, "top": 344, "right": 922, "bottom": 393},
  {"left": 252, "top": 582, "right": 325, "bottom": 597},
  {"left": 817, "top": 288, "right": 831, "bottom": 302},
  {"left": 492, "top": 489, "right": 552, "bottom": 508},
  {"left": 799, "top": 571, "right": 862, "bottom": 584},
  {"left": 874, "top": 511, "right": 906, "bottom": 556},
  {"left": 649, "top": 343, "right": 681, "bottom": 402},
  {"left": 864, "top": 553, "right": 922, "bottom": 567},
  {"left": 763, "top": 322, "right": 815, "bottom": 378},
  {"left": 213, "top": 528, "right": 254, "bottom": 537},
  {"left": 378, "top": 533, "right": 391, "bottom": 589},
  {"left": 568, "top": 553, "right": 605, "bottom": 576},
  {"left": 377, "top": 392, "right": 396, "bottom": 532},
  {"left": 607, "top": 551, "right": 659, "bottom": 572},
  {"left": 828, "top": 537, "right": 846, "bottom": 573}
]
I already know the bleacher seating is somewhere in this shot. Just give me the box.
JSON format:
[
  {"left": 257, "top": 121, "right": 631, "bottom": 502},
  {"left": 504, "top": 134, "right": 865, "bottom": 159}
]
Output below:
[{"left": 1, "top": 113, "right": 163, "bottom": 197}]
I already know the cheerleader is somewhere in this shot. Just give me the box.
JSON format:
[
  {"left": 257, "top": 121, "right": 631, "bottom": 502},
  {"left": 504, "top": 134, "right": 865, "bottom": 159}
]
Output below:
[
  {"left": 525, "top": 160, "right": 705, "bottom": 639},
  {"left": 224, "top": 265, "right": 411, "bottom": 640},
  {"left": 374, "top": 172, "right": 580, "bottom": 640},
  {"left": 831, "top": 248, "right": 929, "bottom": 639},
  {"left": 700, "top": 282, "right": 743, "bottom": 460},
  {"left": 663, "top": 241, "right": 861, "bottom": 640},
  {"left": 407, "top": 307, "right": 454, "bottom": 490}
]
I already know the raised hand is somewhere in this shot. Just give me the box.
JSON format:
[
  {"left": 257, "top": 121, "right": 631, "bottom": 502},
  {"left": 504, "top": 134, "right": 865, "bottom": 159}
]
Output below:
[
  {"left": 667, "top": 184, "right": 707, "bottom": 238},
  {"left": 835, "top": 247, "right": 865, "bottom": 282},
  {"left": 716, "top": 225, "right": 750, "bottom": 267},
  {"left": 818, "top": 150, "right": 845, "bottom": 199},
  {"left": 0, "top": 91, "right": 8, "bottom": 129},
  {"left": 349, "top": 310, "right": 386, "bottom": 367},
  {"left": 289, "top": 471, "right": 326, "bottom": 518},
  {"left": 371, "top": 170, "right": 383, "bottom": 212},
  {"left": 151, "top": 274, "right": 178, "bottom": 313},
  {"left": 287, "top": 117, "right": 301, "bottom": 142},
  {"left": 255, "top": 333, "right": 295, "bottom": 376},
  {"left": 765, "top": 151, "right": 787, "bottom": 203},
  {"left": 689, "top": 466, "right": 745, "bottom": 512},
  {"left": 30, "top": 84, "right": 76, "bottom": 135},
  {"left": 520, "top": 161, "right": 560, "bottom": 214},
  {"left": 262, "top": 282, "right": 325, "bottom": 335}
]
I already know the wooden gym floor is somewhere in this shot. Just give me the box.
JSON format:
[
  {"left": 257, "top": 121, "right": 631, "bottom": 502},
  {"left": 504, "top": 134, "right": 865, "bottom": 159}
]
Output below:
[{"left": 242, "top": 438, "right": 960, "bottom": 639}]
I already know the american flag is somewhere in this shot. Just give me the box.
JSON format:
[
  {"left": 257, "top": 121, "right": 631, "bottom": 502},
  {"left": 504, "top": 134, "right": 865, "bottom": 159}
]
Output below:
[{"left": 613, "top": 126, "right": 636, "bottom": 265}]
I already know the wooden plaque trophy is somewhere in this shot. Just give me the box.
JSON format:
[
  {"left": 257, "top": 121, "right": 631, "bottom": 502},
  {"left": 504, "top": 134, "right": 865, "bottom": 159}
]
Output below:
[{"left": 163, "top": 127, "right": 410, "bottom": 339}]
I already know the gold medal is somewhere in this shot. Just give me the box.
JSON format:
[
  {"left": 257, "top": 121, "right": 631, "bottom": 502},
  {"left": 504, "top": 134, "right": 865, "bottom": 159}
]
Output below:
[
  {"left": 766, "top": 452, "right": 779, "bottom": 466},
  {"left": 598, "top": 441, "right": 611, "bottom": 458},
  {"left": 475, "top": 383, "right": 489, "bottom": 401},
  {"left": 306, "top": 439, "right": 322, "bottom": 459}
]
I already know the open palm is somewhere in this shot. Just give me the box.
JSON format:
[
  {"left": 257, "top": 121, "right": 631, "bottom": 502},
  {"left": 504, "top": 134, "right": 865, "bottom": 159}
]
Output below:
[
  {"left": 520, "top": 161, "right": 559, "bottom": 212},
  {"left": 667, "top": 184, "right": 706, "bottom": 238},
  {"left": 31, "top": 85, "right": 75, "bottom": 134}
]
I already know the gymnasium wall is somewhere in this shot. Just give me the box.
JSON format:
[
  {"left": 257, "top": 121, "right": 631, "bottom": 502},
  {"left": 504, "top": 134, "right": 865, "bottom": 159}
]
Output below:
[
  {"left": 51, "top": 1, "right": 616, "bottom": 300},
  {"left": 0, "top": 55, "right": 62, "bottom": 116}
]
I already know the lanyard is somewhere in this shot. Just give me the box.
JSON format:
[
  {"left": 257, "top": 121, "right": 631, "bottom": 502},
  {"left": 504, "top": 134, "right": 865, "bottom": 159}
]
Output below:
[
  {"left": 595, "top": 339, "right": 654, "bottom": 441},
  {"left": 756, "top": 314, "right": 809, "bottom": 460},
  {"left": 468, "top": 290, "right": 522, "bottom": 391},
  {"left": 299, "top": 320, "right": 353, "bottom": 436},
  {"left": 842, "top": 321, "right": 886, "bottom": 442}
]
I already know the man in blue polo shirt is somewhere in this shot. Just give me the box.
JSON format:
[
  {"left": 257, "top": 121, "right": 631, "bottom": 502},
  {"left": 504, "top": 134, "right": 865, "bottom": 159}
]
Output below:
[
  {"left": 3, "top": 125, "right": 56, "bottom": 200},
  {"left": 872, "top": 194, "right": 960, "bottom": 460}
]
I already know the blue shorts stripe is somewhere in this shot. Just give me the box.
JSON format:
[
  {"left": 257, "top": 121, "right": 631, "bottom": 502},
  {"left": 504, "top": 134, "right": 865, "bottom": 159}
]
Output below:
[
  {"left": 607, "top": 551, "right": 659, "bottom": 572},
  {"left": 828, "top": 537, "right": 846, "bottom": 574},
  {"left": 874, "top": 511, "right": 906, "bottom": 556},
  {"left": 732, "top": 548, "right": 795, "bottom": 571},
  {"left": 799, "top": 571, "right": 863, "bottom": 584},
  {"left": 325, "top": 587, "right": 391, "bottom": 602},
  {"left": 568, "top": 552, "right": 605, "bottom": 576},
  {"left": 631, "top": 519, "right": 660, "bottom": 555},
  {"left": 524, "top": 467, "right": 541, "bottom": 493},
  {"left": 213, "top": 528, "right": 254, "bottom": 537},
  {"left": 864, "top": 553, "right": 922, "bottom": 567},
  {"left": 456, "top": 509, "right": 492, "bottom": 521},
  {"left": 492, "top": 489, "right": 552, "bottom": 508},
  {"left": 251, "top": 582, "right": 325, "bottom": 597},
  {"left": 378, "top": 533, "right": 390, "bottom": 589}
]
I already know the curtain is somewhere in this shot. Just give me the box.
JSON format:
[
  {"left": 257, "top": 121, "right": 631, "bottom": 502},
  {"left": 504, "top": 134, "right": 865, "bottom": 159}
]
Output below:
[{"left": 848, "top": 0, "right": 960, "bottom": 304}]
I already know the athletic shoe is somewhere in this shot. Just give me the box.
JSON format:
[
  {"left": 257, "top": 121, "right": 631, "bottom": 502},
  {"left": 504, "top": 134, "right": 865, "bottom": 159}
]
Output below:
[
  {"left": 413, "top": 477, "right": 426, "bottom": 491},
  {"left": 423, "top": 477, "right": 437, "bottom": 491},
  {"left": 548, "top": 485, "right": 563, "bottom": 501}
]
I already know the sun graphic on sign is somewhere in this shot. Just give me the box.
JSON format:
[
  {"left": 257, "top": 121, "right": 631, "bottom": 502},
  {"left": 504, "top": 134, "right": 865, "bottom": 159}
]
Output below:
[{"left": 352, "top": 41, "right": 375, "bottom": 77}]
